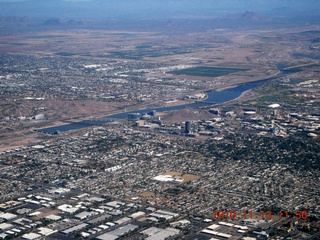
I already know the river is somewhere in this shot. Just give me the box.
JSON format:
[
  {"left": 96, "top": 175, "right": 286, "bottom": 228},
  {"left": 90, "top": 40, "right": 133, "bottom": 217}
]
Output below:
[{"left": 38, "top": 80, "right": 266, "bottom": 134}]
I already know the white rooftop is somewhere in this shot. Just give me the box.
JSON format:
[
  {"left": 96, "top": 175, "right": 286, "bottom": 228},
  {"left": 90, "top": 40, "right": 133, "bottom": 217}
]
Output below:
[
  {"left": 22, "top": 233, "right": 42, "bottom": 240},
  {"left": 268, "top": 103, "right": 280, "bottom": 108}
]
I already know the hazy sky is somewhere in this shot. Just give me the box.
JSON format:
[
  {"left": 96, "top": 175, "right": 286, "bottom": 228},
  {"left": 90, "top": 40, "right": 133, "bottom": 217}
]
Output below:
[{"left": 0, "top": 0, "right": 319, "bottom": 19}]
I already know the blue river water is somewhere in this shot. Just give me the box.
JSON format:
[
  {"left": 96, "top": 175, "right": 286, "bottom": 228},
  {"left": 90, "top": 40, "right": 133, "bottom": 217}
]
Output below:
[
  {"left": 291, "top": 53, "right": 320, "bottom": 60},
  {"left": 38, "top": 80, "right": 265, "bottom": 134}
]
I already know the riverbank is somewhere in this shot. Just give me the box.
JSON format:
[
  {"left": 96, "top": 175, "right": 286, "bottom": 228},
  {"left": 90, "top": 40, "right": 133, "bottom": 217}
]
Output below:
[
  {"left": 223, "top": 89, "right": 260, "bottom": 106},
  {"left": 38, "top": 80, "right": 267, "bottom": 134}
]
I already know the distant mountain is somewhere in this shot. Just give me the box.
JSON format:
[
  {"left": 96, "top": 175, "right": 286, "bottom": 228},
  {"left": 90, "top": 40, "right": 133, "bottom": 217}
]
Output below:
[
  {"left": 240, "top": 11, "right": 267, "bottom": 21},
  {"left": 0, "top": 0, "right": 319, "bottom": 25},
  {"left": 224, "top": 11, "right": 270, "bottom": 22},
  {"left": 0, "top": 0, "right": 317, "bottom": 20},
  {"left": 43, "top": 18, "right": 62, "bottom": 26}
]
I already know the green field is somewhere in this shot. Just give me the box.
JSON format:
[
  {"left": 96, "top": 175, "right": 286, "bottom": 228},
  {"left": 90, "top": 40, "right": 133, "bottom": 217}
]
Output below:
[{"left": 168, "top": 66, "right": 247, "bottom": 77}]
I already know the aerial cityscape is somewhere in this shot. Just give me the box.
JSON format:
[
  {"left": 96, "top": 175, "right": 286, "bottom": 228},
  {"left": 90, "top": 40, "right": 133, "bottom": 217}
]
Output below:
[{"left": 0, "top": 0, "right": 319, "bottom": 239}]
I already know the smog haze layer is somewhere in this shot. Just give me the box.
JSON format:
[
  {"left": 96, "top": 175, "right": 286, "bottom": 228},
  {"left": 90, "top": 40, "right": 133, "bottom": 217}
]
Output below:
[{"left": 0, "top": 0, "right": 320, "bottom": 20}]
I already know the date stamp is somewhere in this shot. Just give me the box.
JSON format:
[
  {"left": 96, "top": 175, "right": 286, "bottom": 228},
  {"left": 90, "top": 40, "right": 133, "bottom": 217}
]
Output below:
[{"left": 212, "top": 210, "right": 308, "bottom": 221}]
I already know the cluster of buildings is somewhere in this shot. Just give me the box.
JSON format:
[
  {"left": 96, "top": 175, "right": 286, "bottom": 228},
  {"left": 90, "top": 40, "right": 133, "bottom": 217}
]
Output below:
[
  {"left": 0, "top": 54, "right": 212, "bottom": 125},
  {"left": 131, "top": 98, "right": 320, "bottom": 140},
  {"left": 0, "top": 110, "right": 319, "bottom": 238},
  {"left": 0, "top": 28, "right": 319, "bottom": 239},
  {"left": 1, "top": 71, "right": 320, "bottom": 240},
  {"left": 0, "top": 191, "right": 184, "bottom": 240}
]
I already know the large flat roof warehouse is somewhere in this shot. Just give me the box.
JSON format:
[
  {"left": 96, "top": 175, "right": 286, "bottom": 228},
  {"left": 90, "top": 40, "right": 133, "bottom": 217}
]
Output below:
[
  {"left": 74, "top": 211, "right": 98, "bottom": 220},
  {"left": 142, "top": 227, "right": 180, "bottom": 240},
  {"left": 105, "top": 201, "right": 125, "bottom": 208},
  {"left": 155, "top": 210, "right": 179, "bottom": 217},
  {"left": 109, "top": 224, "right": 138, "bottom": 236},
  {"left": 0, "top": 233, "right": 8, "bottom": 239},
  {"left": 201, "top": 229, "right": 219, "bottom": 235},
  {"left": 96, "top": 233, "right": 118, "bottom": 240},
  {"left": 0, "top": 213, "right": 17, "bottom": 221},
  {"left": 21, "top": 233, "right": 42, "bottom": 240},
  {"left": 96, "top": 224, "right": 138, "bottom": 240},
  {"left": 0, "top": 223, "right": 13, "bottom": 231},
  {"left": 57, "top": 204, "right": 80, "bottom": 213},
  {"left": 128, "top": 211, "right": 145, "bottom": 219},
  {"left": 61, "top": 223, "right": 88, "bottom": 235},
  {"left": 217, "top": 232, "right": 233, "bottom": 239},
  {"left": 207, "top": 224, "right": 220, "bottom": 230},
  {"left": 201, "top": 229, "right": 232, "bottom": 239},
  {"left": 37, "top": 227, "right": 57, "bottom": 236}
]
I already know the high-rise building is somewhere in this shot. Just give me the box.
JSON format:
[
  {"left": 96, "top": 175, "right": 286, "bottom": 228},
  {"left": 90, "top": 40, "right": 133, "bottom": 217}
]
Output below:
[
  {"left": 193, "top": 124, "right": 198, "bottom": 132},
  {"left": 149, "top": 110, "right": 157, "bottom": 116},
  {"left": 128, "top": 113, "right": 141, "bottom": 120},
  {"left": 185, "top": 121, "right": 191, "bottom": 133}
]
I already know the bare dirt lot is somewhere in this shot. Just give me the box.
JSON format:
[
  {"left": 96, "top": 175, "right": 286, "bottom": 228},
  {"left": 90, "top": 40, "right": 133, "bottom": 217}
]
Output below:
[{"left": 0, "top": 99, "right": 131, "bottom": 120}]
